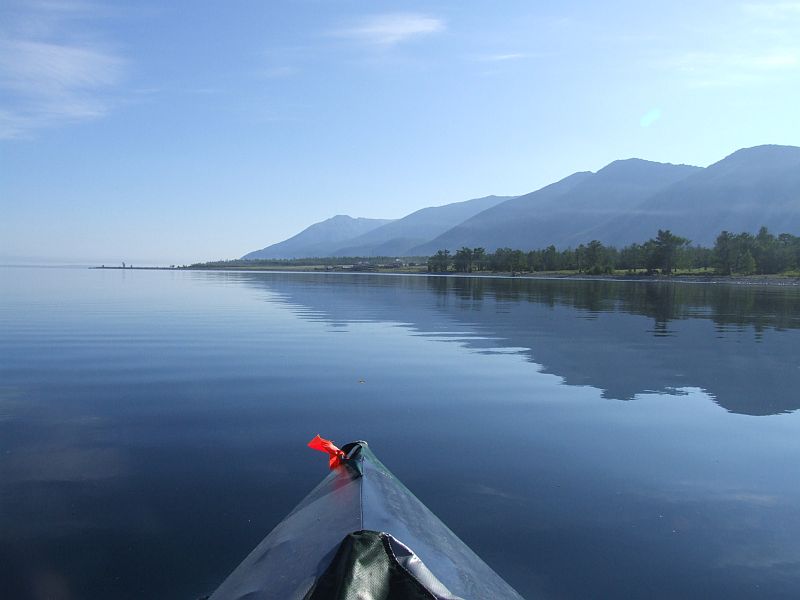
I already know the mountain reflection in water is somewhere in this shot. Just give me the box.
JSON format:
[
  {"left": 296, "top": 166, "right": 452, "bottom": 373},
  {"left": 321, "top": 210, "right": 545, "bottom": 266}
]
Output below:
[
  {"left": 229, "top": 272, "right": 800, "bottom": 416},
  {"left": 2, "top": 268, "right": 800, "bottom": 600}
]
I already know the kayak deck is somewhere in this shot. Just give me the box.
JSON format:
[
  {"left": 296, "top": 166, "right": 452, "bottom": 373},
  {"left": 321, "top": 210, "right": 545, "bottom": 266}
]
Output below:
[{"left": 210, "top": 440, "right": 525, "bottom": 600}]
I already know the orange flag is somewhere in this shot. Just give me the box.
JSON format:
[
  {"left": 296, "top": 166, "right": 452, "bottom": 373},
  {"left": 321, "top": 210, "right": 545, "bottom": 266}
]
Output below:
[{"left": 308, "top": 434, "right": 345, "bottom": 470}]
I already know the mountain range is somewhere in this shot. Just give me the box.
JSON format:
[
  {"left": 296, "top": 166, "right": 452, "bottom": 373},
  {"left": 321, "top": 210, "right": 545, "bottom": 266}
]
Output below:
[
  {"left": 243, "top": 195, "right": 510, "bottom": 259},
  {"left": 243, "top": 145, "right": 800, "bottom": 259},
  {"left": 242, "top": 215, "right": 392, "bottom": 260}
]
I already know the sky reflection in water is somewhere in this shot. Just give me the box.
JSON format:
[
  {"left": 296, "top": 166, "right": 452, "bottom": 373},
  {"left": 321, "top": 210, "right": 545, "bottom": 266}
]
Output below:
[{"left": 1, "top": 268, "right": 799, "bottom": 599}]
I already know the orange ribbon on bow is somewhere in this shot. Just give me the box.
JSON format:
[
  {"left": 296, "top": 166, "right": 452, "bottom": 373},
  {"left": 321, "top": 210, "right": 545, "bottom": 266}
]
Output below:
[{"left": 308, "top": 434, "right": 346, "bottom": 469}]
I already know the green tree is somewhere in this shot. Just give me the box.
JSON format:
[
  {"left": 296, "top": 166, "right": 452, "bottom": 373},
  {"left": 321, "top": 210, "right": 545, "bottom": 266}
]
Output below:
[
  {"left": 584, "top": 240, "right": 613, "bottom": 274},
  {"left": 427, "top": 249, "right": 451, "bottom": 272},
  {"left": 753, "top": 226, "right": 779, "bottom": 274},
  {"left": 685, "top": 245, "right": 713, "bottom": 271},
  {"left": 510, "top": 249, "right": 527, "bottom": 273},
  {"left": 619, "top": 243, "right": 642, "bottom": 272},
  {"left": 650, "top": 230, "right": 689, "bottom": 274},
  {"left": 542, "top": 245, "right": 560, "bottom": 270},
  {"left": 777, "top": 233, "right": 800, "bottom": 272},
  {"left": 453, "top": 247, "right": 474, "bottom": 272},
  {"left": 575, "top": 244, "right": 587, "bottom": 273},
  {"left": 490, "top": 248, "right": 514, "bottom": 271},
  {"left": 561, "top": 248, "right": 577, "bottom": 270},
  {"left": 472, "top": 247, "right": 487, "bottom": 271},
  {"left": 713, "top": 231, "right": 734, "bottom": 274},
  {"left": 738, "top": 250, "right": 756, "bottom": 275},
  {"left": 527, "top": 250, "right": 543, "bottom": 271}
]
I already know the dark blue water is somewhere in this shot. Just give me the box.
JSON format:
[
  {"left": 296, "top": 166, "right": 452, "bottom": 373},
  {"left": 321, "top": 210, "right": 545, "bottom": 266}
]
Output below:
[{"left": 2, "top": 267, "right": 800, "bottom": 599}]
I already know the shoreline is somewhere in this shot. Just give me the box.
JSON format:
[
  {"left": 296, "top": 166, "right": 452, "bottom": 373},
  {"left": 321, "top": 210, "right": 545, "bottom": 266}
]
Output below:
[{"left": 90, "top": 266, "right": 800, "bottom": 286}]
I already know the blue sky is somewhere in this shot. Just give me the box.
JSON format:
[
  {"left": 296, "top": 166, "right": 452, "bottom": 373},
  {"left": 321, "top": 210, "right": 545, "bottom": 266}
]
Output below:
[{"left": 2, "top": 0, "right": 800, "bottom": 264}]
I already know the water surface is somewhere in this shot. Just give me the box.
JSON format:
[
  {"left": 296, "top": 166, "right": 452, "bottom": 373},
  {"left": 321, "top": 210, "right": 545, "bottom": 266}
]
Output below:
[{"left": 1, "top": 268, "right": 800, "bottom": 599}]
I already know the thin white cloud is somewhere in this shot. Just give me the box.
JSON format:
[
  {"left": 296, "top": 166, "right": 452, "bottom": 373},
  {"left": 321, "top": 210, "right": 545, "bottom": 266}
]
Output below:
[
  {"left": 741, "top": 1, "right": 800, "bottom": 19},
  {"left": 0, "top": 40, "right": 122, "bottom": 92},
  {"left": 26, "top": 0, "right": 93, "bottom": 10},
  {"left": 0, "top": 3, "right": 125, "bottom": 139},
  {"left": 480, "top": 53, "right": 529, "bottom": 62},
  {"left": 672, "top": 49, "right": 800, "bottom": 71},
  {"left": 665, "top": 48, "right": 800, "bottom": 87},
  {"left": 334, "top": 13, "right": 444, "bottom": 46},
  {"left": 745, "top": 51, "right": 800, "bottom": 68}
]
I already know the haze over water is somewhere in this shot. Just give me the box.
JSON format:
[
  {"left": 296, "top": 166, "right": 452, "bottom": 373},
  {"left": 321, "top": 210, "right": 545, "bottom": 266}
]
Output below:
[{"left": 2, "top": 267, "right": 800, "bottom": 599}]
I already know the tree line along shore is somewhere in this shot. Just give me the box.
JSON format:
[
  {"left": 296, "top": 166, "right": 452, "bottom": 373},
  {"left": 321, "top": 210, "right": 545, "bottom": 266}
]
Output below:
[
  {"left": 426, "top": 227, "right": 800, "bottom": 277},
  {"left": 188, "top": 227, "right": 800, "bottom": 280}
]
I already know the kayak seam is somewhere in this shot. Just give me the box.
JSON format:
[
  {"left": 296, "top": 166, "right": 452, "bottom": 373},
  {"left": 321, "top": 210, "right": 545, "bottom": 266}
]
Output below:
[{"left": 358, "top": 452, "right": 364, "bottom": 531}]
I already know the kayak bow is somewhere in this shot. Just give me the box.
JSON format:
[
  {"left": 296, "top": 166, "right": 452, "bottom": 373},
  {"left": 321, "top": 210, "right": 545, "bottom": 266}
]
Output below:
[{"left": 210, "top": 439, "right": 525, "bottom": 600}]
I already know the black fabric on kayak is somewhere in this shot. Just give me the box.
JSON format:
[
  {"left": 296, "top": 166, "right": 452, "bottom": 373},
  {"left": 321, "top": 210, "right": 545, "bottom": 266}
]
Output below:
[
  {"left": 209, "top": 442, "right": 525, "bottom": 600},
  {"left": 304, "top": 530, "right": 459, "bottom": 600}
]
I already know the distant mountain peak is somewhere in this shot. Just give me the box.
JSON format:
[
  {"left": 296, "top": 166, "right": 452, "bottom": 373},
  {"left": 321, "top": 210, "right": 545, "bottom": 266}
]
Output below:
[
  {"left": 599, "top": 157, "right": 659, "bottom": 169},
  {"left": 328, "top": 214, "right": 374, "bottom": 221},
  {"left": 710, "top": 144, "right": 800, "bottom": 172},
  {"left": 596, "top": 157, "right": 701, "bottom": 179},
  {"left": 327, "top": 195, "right": 513, "bottom": 257},
  {"left": 724, "top": 143, "right": 800, "bottom": 157},
  {"left": 242, "top": 215, "right": 393, "bottom": 259}
]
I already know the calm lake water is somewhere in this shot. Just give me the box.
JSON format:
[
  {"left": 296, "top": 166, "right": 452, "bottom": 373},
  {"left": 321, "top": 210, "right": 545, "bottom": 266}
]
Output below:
[{"left": 2, "top": 267, "right": 800, "bottom": 599}]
